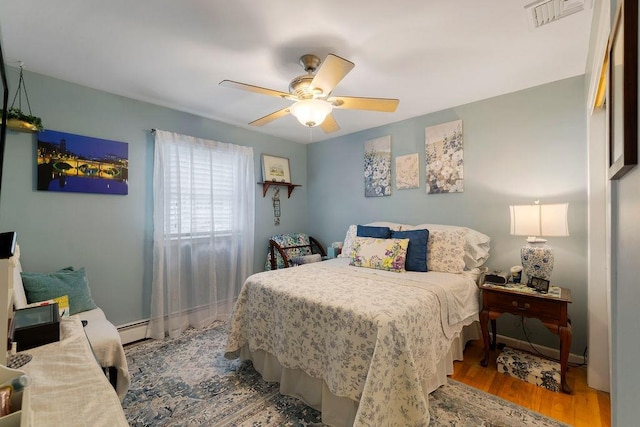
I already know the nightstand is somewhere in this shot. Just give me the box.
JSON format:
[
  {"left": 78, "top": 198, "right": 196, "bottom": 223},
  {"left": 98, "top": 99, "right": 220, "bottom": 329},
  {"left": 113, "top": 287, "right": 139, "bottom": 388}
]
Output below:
[{"left": 479, "top": 283, "right": 573, "bottom": 393}]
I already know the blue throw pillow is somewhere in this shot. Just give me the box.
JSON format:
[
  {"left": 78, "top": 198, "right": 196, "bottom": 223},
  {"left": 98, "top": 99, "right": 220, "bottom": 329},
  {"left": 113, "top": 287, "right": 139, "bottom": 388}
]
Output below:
[
  {"left": 357, "top": 225, "right": 391, "bottom": 239},
  {"left": 21, "top": 267, "right": 98, "bottom": 315},
  {"left": 391, "top": 229, "right": 429, "bottom": 272}
]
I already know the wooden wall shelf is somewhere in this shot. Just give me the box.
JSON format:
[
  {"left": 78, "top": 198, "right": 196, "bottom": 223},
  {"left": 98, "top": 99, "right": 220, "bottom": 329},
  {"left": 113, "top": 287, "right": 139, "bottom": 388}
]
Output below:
[{"left": 258, "top": 182, "right": 301, "bottom": 198}]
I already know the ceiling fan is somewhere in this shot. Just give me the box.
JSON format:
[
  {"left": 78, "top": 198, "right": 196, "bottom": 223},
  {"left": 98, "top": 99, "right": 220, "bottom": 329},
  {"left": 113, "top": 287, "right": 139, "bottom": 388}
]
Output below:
[{"left": 219, "top": 53, "right": 399, "bottom": 133}]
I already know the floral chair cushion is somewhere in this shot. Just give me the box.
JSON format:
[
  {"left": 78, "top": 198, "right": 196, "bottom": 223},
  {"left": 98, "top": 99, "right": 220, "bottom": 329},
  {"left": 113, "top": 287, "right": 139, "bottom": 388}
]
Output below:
[{"left": 265, "top": 233, "right": 313, "bottom": 270}]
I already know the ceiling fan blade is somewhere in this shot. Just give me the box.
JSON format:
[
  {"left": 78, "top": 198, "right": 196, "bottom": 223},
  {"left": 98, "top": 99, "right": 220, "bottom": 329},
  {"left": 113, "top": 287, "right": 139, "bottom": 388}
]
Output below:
[
  {"left": 320, "top": 114, "right": 340, "bottom": 133},
  {"left": 330, "top": 96, "right": 399, "bottom": 112},
  {"left": 310, "top": 54, "right": 354, "bottom": 96},
  {"left": 220, "top": 80, "right": 293, "bottom": 100},
  {"left": 249, "top": 107, "right": 291, "bottom": 127}
]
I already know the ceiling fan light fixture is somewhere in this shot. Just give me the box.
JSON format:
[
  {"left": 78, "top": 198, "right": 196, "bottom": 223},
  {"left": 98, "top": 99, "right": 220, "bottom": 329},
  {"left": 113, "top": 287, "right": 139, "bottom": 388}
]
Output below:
[{"left": 289, "top": 99, "right": 332, "bottom": 127}]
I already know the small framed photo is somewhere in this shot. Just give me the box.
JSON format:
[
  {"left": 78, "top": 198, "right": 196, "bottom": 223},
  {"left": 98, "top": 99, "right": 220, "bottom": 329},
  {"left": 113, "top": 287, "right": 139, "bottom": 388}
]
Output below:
[
  {"left": 261, "top": 154, "right": 291, "bottom": 183},
  {"left": 528, "top": 276, "right": 550, "bottom": 294}
]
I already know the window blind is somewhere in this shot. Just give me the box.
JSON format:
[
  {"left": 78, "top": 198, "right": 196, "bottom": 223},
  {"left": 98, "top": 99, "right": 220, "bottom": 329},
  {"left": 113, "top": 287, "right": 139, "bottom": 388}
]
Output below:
[{"left": 167, "top": 144, "right": 235, "bottom": 236}]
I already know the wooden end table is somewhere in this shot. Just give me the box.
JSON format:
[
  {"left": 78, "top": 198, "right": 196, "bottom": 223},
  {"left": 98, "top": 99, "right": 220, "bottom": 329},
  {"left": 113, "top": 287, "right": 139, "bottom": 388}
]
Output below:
[{"left": 479, "top": 283, "right": 573, "bottom": 394}]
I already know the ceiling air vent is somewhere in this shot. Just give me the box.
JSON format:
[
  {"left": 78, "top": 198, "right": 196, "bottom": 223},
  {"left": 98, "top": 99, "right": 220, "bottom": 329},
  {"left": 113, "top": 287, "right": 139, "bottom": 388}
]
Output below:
[{"left": 525, "top": 0, "right": 585, "bottom": 28}]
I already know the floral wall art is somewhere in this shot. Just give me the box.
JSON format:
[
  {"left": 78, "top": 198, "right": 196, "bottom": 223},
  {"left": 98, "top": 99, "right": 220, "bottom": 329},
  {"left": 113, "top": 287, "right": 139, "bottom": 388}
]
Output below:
[
  {"left": 425, "top": 120, "right": 463, "bottom": 194},
  {"left": 364, "top": 135, "right": 392, "bottom": 197},
  {"left": 395, "top": 153, "right": 420, "bottom": 190}
]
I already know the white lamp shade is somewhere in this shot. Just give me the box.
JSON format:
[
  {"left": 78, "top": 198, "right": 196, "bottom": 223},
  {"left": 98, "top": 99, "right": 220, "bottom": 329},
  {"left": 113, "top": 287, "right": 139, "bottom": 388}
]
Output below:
[
  {"left": 289, "top": 99, "right": 332, "bottom": 127},
  {"left": 510, "top": 203, "right": 569, "bottom": 237}
]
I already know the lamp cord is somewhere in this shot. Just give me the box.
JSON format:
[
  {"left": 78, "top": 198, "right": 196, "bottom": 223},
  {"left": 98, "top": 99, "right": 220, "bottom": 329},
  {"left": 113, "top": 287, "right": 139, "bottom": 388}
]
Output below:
[{"left": 520, "top": 317, "right": 587, "bottom": 368}]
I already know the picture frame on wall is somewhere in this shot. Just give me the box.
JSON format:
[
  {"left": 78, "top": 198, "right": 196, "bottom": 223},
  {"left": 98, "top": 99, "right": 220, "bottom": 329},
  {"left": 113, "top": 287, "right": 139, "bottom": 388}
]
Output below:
[
  {"left": 607, "top": 0, "right": 638, "bottom": 180},
  {"left": 261, "top": 154, "right": 291, "bottom": 183},
  {"left": 37, "top": 130, "right": 129, "bottom": 195}
]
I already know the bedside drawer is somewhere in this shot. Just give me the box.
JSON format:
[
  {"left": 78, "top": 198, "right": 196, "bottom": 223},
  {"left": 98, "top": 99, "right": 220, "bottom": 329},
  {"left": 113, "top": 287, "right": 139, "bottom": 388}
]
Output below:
[{"left": 484, "top": 291, "right": 563, "bottom": 324}]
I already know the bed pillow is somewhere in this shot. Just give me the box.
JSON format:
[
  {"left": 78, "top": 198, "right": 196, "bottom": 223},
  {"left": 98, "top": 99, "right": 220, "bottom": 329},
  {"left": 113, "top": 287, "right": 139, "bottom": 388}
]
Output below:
[
  {"left": 349, "top": 236, "right": 409, "bottom": 273},
  {"left": 364, "top": 222, "right": 404, "bottom": 231},
  {"left": 338, "top": 225, "right": 358, "bottom": 258},
  {"left": 390, "top": 229, "right": 429, "bottom": 272},
  {"left": 407, "top": 223, "right": 491, "bottom": 269},
  {"left": 426, "top": 229, "right": 467, "bottom": 273},
  {"left": 21, "top": 267, "right": 98, "bottom": 315},
  {"left": 356, "top": 225, "right": 391, "bottom": 239},
  {"left": 290, "top": 254, "right": 322, "bottom": 265},
  {"left": 340, "top": 223, "right": 404, "bottom": 259}
]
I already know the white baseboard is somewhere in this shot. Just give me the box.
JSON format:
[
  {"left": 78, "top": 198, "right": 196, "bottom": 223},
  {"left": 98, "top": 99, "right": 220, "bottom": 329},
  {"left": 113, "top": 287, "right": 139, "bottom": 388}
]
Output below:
[
  {"left": 117, "top": 319, "right": 149, "bottom": 345},
  {"left": 496, "top": 333, "right": 585, "bottom": 365},
  {"left": 116, "top": 302, "right": 232, "bottom": 345}
]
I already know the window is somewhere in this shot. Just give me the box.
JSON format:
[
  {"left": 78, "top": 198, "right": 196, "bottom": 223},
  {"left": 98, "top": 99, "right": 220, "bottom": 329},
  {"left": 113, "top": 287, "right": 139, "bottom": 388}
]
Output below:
[
  {"left": 166, "top": 145, "right": 235, "bottom": 236},
  {"left": 150, "top": 129, "right": 255, "bottom": 339}
]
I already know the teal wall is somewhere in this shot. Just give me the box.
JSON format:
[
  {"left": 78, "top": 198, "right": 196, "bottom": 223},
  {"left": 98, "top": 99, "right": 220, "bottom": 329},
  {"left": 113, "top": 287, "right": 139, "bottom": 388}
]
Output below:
[
  {"left": 0, "top": 68, "right": 308, "bottom": 326},
  {"left": 308, "top": 76, "right": 588, "bottom": 355}
]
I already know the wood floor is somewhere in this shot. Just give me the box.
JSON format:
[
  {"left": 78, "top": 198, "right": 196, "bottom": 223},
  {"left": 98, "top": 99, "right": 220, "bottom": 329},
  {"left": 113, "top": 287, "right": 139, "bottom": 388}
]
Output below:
[{"left": 451, "top": 340, "right": 611, "bottom": 427}]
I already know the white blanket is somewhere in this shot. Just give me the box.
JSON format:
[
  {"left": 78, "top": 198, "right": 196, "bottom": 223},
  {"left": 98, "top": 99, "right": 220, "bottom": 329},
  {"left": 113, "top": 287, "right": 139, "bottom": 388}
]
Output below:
[
  {"left": 226, "top": 258, "right": 479, "bottom": 426},
  {"left": 20, "top": 317, "right": 128, "bottom": 426}
]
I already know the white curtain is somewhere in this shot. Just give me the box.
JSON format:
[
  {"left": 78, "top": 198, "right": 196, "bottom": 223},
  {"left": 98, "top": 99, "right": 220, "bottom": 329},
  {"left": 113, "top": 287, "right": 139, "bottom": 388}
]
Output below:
[{"left": 148, "top": 130, "right": 254, "bottom": 339}]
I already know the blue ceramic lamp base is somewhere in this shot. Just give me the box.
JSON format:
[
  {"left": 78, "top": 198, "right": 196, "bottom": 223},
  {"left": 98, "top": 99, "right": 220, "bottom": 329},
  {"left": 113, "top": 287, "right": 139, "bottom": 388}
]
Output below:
[{"left": 521, "top": 243, "right": 554, "bottom": 281}]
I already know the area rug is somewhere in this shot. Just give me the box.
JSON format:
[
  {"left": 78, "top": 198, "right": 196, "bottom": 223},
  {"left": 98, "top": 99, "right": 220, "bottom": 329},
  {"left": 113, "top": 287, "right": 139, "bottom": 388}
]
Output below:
[{"left": 122, "top": 321, "right": 569, "bottom": 427}]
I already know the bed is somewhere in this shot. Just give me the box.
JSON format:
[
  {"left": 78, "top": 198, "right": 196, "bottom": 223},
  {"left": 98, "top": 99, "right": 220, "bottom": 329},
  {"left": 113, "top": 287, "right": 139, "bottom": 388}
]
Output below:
[{"left": 225, "top": 222, "right": 490, "bottom": 426}]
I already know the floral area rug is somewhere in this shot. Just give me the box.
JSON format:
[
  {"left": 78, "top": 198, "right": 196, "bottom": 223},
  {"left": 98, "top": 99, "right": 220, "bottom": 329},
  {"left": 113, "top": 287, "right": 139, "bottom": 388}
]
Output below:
[{"left": 122, "top": 321, "right": 569, "bottom": 427}]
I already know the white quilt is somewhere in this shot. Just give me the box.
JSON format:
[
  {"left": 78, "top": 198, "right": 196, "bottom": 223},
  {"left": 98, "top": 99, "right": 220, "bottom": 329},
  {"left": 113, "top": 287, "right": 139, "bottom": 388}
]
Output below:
[{"left": 225, "top": 258, "right": 480, "bottom": 426}]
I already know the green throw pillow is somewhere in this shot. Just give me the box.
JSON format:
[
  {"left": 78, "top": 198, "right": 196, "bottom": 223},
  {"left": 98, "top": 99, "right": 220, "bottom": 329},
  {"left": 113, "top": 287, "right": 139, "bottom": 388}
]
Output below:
[{"left": 21, "top": 267, "right": 98, "bottom": 315}]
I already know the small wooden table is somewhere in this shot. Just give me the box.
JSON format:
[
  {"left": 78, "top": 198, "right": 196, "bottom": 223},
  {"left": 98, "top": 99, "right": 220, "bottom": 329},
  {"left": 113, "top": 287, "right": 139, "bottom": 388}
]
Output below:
[{"left": 479, "top": 283, "right": 573, "bottom": 393}]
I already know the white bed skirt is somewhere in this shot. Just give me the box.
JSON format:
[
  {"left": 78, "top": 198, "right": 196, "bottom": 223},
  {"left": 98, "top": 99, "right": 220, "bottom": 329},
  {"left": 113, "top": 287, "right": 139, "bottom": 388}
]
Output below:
[{"left": 239, "top": 321, "right": 481, "bottom": 427}]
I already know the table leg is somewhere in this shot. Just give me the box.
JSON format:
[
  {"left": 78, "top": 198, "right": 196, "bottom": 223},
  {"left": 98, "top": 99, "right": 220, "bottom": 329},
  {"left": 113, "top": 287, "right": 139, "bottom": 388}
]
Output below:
[
  {"left": 480, "top": 308, "right": 490, "bottom": 367},
  {"left": 490, "top": 319, "right": 497, "bottom": 350},
  {"left": 559, "top": 324, "right": 573, "bottom": 394}
]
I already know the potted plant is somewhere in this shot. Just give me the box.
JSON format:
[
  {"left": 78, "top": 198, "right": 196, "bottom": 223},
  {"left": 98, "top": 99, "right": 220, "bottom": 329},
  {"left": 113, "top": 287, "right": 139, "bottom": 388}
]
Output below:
[{"left": 4, "top": 107, "right": 43, "bottom": 132}]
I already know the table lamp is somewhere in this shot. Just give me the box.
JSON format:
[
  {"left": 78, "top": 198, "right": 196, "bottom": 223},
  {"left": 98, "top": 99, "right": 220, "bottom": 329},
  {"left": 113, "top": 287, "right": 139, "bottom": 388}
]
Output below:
[{"left": 509, "top": 202, "right": 569, "bottom": 281}]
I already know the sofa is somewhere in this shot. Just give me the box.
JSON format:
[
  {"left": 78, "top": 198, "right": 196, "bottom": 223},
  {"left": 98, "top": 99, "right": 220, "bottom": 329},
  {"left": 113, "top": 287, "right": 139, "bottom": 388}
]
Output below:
[{"left": 9, "top": 246, "right": 130, "bottom": 400}]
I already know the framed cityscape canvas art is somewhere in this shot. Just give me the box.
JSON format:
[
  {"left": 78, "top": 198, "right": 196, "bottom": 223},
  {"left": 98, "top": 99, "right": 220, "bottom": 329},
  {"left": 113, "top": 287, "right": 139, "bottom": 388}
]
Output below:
[{"left": 37, "top": 130, "right": 129, "bottom": 195}]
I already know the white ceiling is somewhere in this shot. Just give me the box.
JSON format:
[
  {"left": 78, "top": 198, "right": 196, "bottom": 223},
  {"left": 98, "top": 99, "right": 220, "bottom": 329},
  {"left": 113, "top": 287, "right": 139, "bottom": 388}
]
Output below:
[{"left": 0, "top": 0, "right": 593, "bottom": 144}]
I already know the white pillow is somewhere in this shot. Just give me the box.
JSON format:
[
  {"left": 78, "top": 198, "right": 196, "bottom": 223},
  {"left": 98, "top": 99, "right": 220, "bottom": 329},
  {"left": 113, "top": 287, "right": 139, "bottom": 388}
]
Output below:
[
  {"left": 291, "top": 254, "right": 322, "bottom": 265},
  {"left": 364, "top": 222, "right": 404, "bottom": 231},
  {"left": 338, "top": 225, "right": 357, "bottom": 258},
  {"left": 11, "top": 245, "right": 28, "bottom": 309}
]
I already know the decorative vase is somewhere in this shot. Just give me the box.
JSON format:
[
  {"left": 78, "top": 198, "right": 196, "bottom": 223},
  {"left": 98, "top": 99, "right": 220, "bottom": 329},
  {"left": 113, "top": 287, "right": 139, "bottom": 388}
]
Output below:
[{"left": 521, "top": 243, "right": 554, "bottom": 281}]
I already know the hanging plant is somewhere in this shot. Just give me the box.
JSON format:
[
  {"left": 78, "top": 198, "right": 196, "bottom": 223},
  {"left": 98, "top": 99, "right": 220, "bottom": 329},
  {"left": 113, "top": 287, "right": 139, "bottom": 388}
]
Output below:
[
  {"left": 6, "top": 107, "right": 43, "bottom": 132},
  {"left": 1, "top": 63, "right": 44, "bottom": 133}
]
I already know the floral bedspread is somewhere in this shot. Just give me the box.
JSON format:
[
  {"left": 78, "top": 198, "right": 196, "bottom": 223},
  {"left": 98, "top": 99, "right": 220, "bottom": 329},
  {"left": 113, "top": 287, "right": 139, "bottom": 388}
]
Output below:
[{"left": 225, "top": 258, "right": 479, "bottom": 426}]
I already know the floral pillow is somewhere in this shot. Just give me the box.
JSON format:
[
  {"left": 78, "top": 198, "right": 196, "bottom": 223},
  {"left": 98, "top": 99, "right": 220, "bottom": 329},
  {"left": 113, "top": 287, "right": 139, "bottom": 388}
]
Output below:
[
  {"left": 339, "top": 222, "right": 403, "bottom": 259},
  {"left": 427, "top": 229, "right": 466, "bottom": 273},
  {"left": 349, "top": 236, "right": 409, "bottom": 273}
]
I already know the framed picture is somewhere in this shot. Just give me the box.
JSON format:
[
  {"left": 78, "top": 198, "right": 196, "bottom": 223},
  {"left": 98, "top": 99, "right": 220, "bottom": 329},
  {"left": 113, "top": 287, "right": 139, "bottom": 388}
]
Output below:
[
  {"left": 261, "top": 154, "right": 291, "bottom": 183},
  {"left": 528, "top": 276, "right": 550, "bottom": 294},
  {"left": 37, "top": 130, "right": 128, "bottom": 195},
  {"left": 607, "top": 0, "right": 638, "bottom": 180}
]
